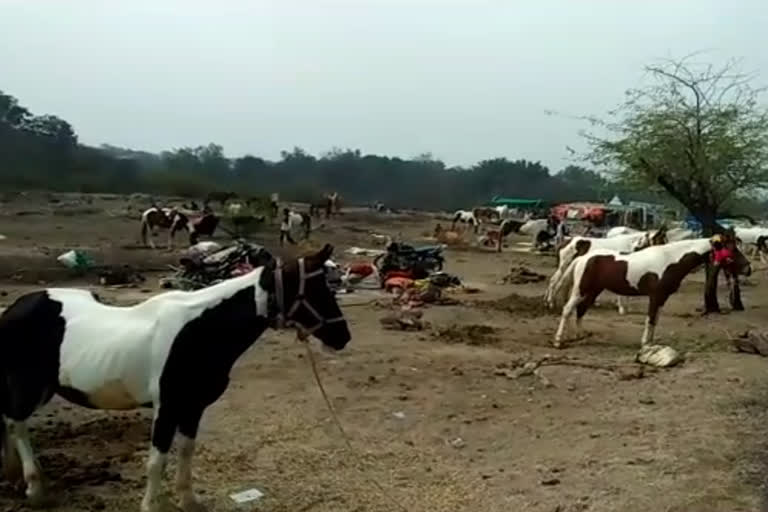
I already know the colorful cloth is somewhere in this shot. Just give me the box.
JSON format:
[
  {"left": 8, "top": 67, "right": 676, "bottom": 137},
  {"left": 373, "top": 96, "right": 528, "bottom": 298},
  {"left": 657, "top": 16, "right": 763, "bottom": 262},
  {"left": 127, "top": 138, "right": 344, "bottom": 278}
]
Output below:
[{"left": 713, "top": 247, "right": 733, "bottom": 264}]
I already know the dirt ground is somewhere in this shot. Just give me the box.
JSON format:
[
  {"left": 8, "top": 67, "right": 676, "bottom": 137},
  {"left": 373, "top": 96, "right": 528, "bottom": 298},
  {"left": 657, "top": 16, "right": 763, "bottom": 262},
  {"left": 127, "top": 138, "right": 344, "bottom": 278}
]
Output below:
[{"left": 0, "top": 192, "right": 767, "bottom": 512}]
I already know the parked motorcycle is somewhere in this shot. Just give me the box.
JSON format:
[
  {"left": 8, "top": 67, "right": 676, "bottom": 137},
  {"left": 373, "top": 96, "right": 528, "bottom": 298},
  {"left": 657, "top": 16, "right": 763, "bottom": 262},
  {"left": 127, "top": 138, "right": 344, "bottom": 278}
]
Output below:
[{"left": 374, "top": 241, "right": 445, "bottom": 280}]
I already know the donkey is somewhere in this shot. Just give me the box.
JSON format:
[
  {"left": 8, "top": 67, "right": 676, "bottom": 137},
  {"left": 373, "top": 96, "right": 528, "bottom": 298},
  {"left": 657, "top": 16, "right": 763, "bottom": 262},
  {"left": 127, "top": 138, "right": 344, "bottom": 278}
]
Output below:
[
  {"left": 551, "top": 237, "right": 751, "bottom": 348},
  {"left": 544, "top": 227, "right": 668, "bottom": 311},
  {"left": 0, "top": 244, "right": 349, "bottom": 511}
]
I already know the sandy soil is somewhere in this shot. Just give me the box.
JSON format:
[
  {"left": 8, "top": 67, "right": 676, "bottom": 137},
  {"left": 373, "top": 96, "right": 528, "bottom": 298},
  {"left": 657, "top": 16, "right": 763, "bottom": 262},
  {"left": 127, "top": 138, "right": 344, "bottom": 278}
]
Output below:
[{"left": 0, "top": 192, "right": 766, "bottom": 512}]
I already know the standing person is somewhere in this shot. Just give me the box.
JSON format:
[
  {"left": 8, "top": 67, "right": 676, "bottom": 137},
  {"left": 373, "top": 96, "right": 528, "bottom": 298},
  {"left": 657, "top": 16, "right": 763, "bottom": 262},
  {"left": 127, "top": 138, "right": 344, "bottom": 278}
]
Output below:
[
  {"left": 280, "top": 208, "right": 296, "bottom": 246},
  {"left": 270, "top": 192, "right": 279, "bottom": 219},
  {"left": 554, "top": 217, "right": 568, "bottom": 247}
]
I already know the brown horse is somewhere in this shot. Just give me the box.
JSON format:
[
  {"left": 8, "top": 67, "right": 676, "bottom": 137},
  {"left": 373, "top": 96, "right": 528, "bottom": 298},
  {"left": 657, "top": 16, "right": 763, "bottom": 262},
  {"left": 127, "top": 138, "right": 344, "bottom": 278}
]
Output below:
[{"left": 552, "top": 233, "right": 750, "bottom": 348}]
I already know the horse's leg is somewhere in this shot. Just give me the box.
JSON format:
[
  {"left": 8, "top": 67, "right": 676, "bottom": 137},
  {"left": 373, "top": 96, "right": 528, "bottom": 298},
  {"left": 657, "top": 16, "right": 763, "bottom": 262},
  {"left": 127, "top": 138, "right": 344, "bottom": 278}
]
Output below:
[
  {"left": 617, "top": 295, "right": 627, "bottom": 315},
  {"left": 554, "top": 291, "right": 582, "bottom": 348},
  {"left": 641, "top": 296, "right": 663, "bottom": 346},
  {"left": 2, "top": 420, "right": 22, "bottom": 483},
  {"left": 142, "top": 407, "right": 177, "bottom": 512},
  {"left": 4, "top": 419, "right": 45, "bottom": 505},
  {"left": 574, "top": 292, "right": 599, "bottom": 338},
  {"left": 148, "top": 227, "right": 157, "bottom": 250},
  {"left": 176, "top": 409, "right": 205, "bottom": 512}
]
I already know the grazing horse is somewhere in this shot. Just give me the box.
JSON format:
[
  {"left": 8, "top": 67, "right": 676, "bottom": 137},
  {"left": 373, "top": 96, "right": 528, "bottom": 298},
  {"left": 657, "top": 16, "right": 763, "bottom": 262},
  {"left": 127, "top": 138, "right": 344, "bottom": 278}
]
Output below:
[
  {"left": 141, "top": 207, "right": 219, "bottom": 249},
  {"left": 544, "top": 227, "right": 668, "bottom": 311},
  {"left": 518, "top": 218, "right": 550, "bottom": 249},
  {"left": 140, "top": 207, "right": 186, "bottom": 249},
  {"left": 451, "top": 210, "right": 479, "bottom": 233},
  {"left": 552, "top": 237, "right": 751, "bottom": 348},
  {"left": 0, "top": 244, "right": 350, "bottom": 511}
]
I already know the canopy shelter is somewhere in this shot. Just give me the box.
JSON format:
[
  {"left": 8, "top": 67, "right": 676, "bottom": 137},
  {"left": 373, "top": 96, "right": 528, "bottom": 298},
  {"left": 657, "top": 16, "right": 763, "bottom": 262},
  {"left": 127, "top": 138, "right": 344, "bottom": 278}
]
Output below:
[{"left": 487, "top": 197, "right": 545, "bottom": 208}]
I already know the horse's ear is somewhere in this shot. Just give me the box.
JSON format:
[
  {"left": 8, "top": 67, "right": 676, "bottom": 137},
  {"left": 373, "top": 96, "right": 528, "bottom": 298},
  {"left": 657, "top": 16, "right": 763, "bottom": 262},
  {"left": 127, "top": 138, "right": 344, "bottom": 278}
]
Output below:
[{"left": 315, "top": 243, "right": 334, "bottom": 261}]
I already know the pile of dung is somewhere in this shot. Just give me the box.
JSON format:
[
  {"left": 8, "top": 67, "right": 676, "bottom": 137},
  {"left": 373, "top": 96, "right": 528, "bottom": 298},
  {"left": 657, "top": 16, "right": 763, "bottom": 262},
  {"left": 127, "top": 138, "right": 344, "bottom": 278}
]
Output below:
[
  {"left": 432, "top": 324, "right": 499, "bottom": 346},
  {"left": 501, "top": 265, "right": 546, "bottom": 285},
  {"left": 474, "top": 293, "right": 554, "bottom": 317}
]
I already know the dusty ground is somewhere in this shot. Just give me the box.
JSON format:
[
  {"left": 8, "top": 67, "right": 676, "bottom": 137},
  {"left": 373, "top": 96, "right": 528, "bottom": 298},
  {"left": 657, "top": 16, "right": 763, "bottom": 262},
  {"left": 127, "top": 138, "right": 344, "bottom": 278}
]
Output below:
[{"left": 0, "top": 192, "right": 767, "bottom": 512}]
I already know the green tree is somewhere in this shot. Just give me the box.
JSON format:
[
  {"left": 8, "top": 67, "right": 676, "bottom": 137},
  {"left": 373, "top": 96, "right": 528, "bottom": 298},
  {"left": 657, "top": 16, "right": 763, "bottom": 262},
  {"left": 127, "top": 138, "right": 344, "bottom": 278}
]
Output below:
[
  {"left": 582, "top": 55, "right": 768, "bottom": 313},
  {"left": 583, "top": 55, "right": 768, "bottom": 235}
]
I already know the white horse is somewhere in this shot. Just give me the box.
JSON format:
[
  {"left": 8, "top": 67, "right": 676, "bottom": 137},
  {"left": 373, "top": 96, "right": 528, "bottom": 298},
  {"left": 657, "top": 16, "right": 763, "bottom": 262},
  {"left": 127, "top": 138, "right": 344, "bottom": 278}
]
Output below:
[
  {"left": 516, "top": 218, "right": 549, "bottom": 250},
  {"left": 287, "top": 210, "right": 312, "bottom": 239},
  {"left": 494, "top": 205, "right": 510, "bottom": 220},
  {"left": 544, "top": 228, "right": 668, "bottom": 312},
  {"left": 0, "top": 245, "right": 350, "bottom": 511},
  {"left": 552, "top": 238, "right": 751, "bottom": 348},
  {"left": 665, "top": 227, "right": 696, "bottom": 242},
  {"left": 734, "top": 226, "right": 768, "bottom": 263},
  {"left": 227, "top": 202, "right": 244, "bottom": 216},
  {"left": 605, "top": 226, "right": 641, "bottom": 238}
]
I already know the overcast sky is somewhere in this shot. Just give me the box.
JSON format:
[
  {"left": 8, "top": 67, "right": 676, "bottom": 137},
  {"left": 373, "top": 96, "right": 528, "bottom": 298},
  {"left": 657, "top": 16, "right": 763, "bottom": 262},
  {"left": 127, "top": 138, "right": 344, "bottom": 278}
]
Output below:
[{"left": 2, "top": 0, "right": 767, "bottom": 170}]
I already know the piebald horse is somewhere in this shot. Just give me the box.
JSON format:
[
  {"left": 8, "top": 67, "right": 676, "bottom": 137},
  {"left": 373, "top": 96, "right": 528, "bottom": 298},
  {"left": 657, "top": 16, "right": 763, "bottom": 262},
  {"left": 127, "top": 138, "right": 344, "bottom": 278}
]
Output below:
[
  {"left": 0, "top": 244, "right": 350, "bottom": 511},
  {"left": 451, "top": 210, "right": 479, "bottom": 233},
  {"left": 552, "top": 236, "right": 750, "bottom": 348},
  {"left": 471, "top": 207, "right": 500, "bottom": 224},
  {"left": 544, "top": 227, "right": 668, "bottom": 312},
  {"left": 140, "top": 207, "right": 219, "bottom": 249}
]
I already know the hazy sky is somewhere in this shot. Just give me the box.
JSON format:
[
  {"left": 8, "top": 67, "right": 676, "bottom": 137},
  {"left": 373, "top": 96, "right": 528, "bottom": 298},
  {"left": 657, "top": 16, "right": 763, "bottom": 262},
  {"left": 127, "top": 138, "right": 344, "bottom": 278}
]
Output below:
[{"left": 2, "top": 0, "right": 767, "bottom": 170}]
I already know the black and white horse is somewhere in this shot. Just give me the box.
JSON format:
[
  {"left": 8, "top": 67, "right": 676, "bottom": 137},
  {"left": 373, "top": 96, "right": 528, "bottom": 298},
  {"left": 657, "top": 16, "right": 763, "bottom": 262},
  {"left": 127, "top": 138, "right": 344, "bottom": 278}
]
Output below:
[
  {"left": 140, "top": 207, "right": 219, "bottom": 250},
  {"left": 0, "top": 244, "right": 350, "bottom": 511}
]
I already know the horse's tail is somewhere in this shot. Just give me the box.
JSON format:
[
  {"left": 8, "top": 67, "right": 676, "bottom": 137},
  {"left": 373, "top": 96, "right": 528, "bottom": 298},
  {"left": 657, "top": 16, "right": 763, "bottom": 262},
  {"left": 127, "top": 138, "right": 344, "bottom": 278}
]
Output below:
[
  {"left": 551, "top": 253, "right": 581, "bottom": 305},
  {"left": 545, "top": 241, "right": 576, "bottom": 306}
]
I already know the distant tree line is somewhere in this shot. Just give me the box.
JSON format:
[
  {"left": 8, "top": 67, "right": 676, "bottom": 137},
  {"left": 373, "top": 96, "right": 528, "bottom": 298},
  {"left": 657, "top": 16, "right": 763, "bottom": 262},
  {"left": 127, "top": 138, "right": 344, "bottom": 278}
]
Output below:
[{"left": 0, "top": 89, "right": 740, "bottom": 211}]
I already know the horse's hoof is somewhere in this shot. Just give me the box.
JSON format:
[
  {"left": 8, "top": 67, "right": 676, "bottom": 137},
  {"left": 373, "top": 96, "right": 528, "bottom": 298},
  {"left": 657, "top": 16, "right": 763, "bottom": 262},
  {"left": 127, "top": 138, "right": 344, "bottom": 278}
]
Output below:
[
  {"left": 181, "top": 497, "right": 208, "bottom": 512},
  {"left": 27, "top": 488, "right": 56, "bottom": 509}
]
